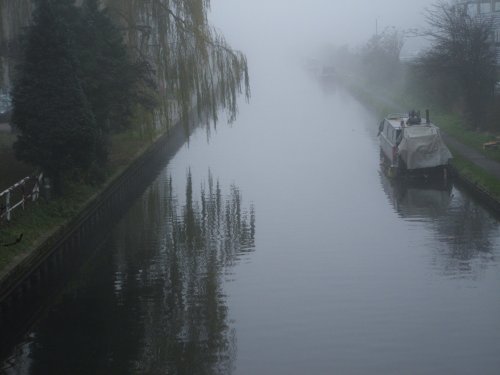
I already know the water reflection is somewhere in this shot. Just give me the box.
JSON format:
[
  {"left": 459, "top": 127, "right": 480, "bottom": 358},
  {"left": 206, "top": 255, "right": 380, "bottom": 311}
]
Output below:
[
  {"left": 379, "top": 172, "right": 452, "bottom": 220},
  {"left": 432, "top": 189, "right": 498, "bottom": 277},
  {"left": 380, "top": 171, "right": 498, "bottom": 277},
  {"left": 133, "top": 172, "right": 255, "bottom": 374},
  {"left": 2, "top": 172, "right": 255, "bottom": 375}
]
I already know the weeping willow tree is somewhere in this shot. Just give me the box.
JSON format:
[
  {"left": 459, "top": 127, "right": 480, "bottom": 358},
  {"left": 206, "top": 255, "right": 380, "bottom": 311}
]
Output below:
[
  {"left": 0, "top": 0, "right": 249, "bottom": 132},
  {"left": 104, "top": 0, "right": 250, "bottom": 132}
]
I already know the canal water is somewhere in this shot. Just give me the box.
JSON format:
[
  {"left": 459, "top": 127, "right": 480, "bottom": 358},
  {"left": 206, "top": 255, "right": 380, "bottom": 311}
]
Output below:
[{"left": 2, "top": 63, "right": 500, "bottom": 374}]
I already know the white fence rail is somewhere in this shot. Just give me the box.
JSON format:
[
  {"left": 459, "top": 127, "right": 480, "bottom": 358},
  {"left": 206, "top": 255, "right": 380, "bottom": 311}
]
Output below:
[{"left": 0, "top": 173, "right": 42, "bottom": 223}]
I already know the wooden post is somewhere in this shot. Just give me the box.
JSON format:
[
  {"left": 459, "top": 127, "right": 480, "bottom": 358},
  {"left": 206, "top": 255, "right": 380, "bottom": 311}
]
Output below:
[
  {"left": 21, "top": 182, "right": 26, "bottom": 209},
  {"left": 32, "top": 174, "right": 42, "bottom": 201},
  {"left": 6, "top": 189, "right": 11, "bottom": 221}
]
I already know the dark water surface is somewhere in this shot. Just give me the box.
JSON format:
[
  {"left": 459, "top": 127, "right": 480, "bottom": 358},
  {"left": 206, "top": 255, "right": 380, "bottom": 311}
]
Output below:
[{"left": 2, "top": 65, "right": 500, "bottom": 374}]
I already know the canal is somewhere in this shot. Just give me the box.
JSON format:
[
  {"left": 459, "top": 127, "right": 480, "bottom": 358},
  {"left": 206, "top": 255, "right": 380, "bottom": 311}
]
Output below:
[{"left": 2, "top": 62, "right": 500, "bottom": 374}]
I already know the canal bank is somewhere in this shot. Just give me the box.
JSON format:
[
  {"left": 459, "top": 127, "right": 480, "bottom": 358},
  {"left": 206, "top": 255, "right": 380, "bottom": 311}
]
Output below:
[
  {"left": 3, "top": 64, "right": 500, "bottom": 373},
  {"left": 0, "top": 118, "right": 193, "bottom": 319},
  {"left": 339, "top": 76, "right": 500, "bottom": 216}
]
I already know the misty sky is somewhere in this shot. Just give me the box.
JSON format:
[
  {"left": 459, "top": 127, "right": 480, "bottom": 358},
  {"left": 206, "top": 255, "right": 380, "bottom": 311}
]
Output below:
[{"left": 210, "top": 0, "right": 436, "bottom": 59}]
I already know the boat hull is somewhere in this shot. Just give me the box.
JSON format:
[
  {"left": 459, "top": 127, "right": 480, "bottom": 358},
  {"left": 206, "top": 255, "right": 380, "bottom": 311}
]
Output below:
[{"left": 380, "top": 148, "right": 449, "bottom": 179}]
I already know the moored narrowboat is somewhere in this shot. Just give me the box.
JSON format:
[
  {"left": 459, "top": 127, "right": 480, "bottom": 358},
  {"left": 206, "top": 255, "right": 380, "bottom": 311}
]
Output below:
[{"left": 378, "top": 110, "right": 452, "bottom": 177}]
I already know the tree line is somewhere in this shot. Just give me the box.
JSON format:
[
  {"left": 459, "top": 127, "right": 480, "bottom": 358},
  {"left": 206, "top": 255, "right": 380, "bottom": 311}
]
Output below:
[
  {"left": 328, "top": 0, "right": 497, "bottom": 131},
  {"left": 8, "top": 0, "right": 249, "bottom": 194}
]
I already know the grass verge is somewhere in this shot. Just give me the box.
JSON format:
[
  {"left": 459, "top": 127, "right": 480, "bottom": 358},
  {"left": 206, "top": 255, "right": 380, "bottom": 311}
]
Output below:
[
  {"left": 0, "top": 127, "right": 160, "bottom": 275},
  {"left": 0, "top": 182, "right": 98, "bottom": 276},
  {"left": 339, "top": 74, "right": 500, "bottom": 201},
  {"left": 342, "top": 74, "right": 500, "bottom": 160},
  {"left": 433, "top": 112, "right": 500, "bottom": 163},
  {"left": 449, "top": 147, "right": 500, "bottom": 201}
]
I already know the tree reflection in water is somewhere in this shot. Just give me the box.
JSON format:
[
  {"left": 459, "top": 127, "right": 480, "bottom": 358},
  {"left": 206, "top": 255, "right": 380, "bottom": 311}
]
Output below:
[
  {"left": 433, "top": 192, "right": 498, "bottom": 278},
  {"left": 379, "top": 172, "right": 499, "bottom": 278},
  {"left": 6, "top": 172, "right": 254, "bottom": 375},
  {"left": 135, "top": 171, "right": 255, "bottom": 374}
]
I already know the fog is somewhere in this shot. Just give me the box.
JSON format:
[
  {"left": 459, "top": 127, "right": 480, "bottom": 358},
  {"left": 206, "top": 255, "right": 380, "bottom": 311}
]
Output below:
[
  {"left": 4, "top": 2, "right": 500, "bottom": 374},
  {"left": 210, "top": 0, "right": 436, "bottom": 64}
]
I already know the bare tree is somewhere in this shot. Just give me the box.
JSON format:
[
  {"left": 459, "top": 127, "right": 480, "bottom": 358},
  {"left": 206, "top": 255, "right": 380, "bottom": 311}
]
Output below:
[
  {"left": 361, "top": 28, "right": 405, "bottom": 86},
  {"left": 418, "top": 1, "right": 496, "bottom": 130}
]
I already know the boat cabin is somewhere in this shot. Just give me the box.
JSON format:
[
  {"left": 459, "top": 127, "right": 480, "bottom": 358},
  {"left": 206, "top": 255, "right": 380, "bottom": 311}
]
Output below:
[
  {"left": 378, "top": 111, "right": 452, "bottom": 176},
  {"left": 378, "top": 113, "right": 406, "bottom": 169}
]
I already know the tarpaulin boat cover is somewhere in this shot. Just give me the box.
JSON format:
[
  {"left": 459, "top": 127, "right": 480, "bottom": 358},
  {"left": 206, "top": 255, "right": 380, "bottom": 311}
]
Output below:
[{"left": 398, "top": 125, "right": 452, "bottom": 170}]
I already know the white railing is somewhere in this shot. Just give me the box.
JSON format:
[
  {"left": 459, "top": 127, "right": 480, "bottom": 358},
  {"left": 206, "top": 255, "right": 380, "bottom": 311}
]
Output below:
[{"left": 0, "top": 173, "right": 42, "bottom": 223}]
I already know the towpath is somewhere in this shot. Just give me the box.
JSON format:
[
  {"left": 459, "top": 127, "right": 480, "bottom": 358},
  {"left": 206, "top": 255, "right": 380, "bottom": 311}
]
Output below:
[
  {"left": 441, "top": 132, "right": 500, "bottom": 180},
  {"left": 357, "top": 83, "right": 500, "bottom": 181}
]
